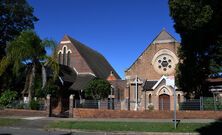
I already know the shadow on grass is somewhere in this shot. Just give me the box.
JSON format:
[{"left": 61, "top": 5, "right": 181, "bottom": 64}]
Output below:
[
  {"left": 60, "top": 133, "right": 72, "bottom": 135},
  {"left": 196, "top": 118, "right": 222, "bottom": 135}
]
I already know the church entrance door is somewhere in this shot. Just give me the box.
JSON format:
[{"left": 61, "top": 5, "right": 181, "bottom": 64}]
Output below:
[{"left": 159, "top": 94, "right": 170, "bottom": 111}]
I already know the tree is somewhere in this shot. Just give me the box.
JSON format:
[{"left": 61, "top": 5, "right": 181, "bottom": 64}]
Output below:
[
  {"left": 0, "top": 30, "right": 59, "bottom": 102},
  {"left": 0, "top": 0, "right": 38, "bottom": 59},
  {"left": 85, "top": 78, "right": 111, "bottom": 100},
  {"left": 0, "top": 89, "right": 17, "bottom": 107},
  {"left": 169, "top": 0, "right": 222, "bottom": 97}
]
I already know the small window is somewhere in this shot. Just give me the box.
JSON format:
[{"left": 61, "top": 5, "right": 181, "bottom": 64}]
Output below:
[
  {"left": 67, "top": 51, "right": 71, "bottom": 66},
  {"left": 149, "top": 94, "right": 152, "bottom": 103},
  {"left": 63, "top": 47, "right": 66, "bottom": 65}
]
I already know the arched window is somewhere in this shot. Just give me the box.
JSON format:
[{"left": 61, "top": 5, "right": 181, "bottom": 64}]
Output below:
[
  {"left": 177, "top": 94, "right": 181, "bottom": 103},
  {"left": 63, "top": 47, "right": 66, "bottom": 65},
  {"left": 58, "top": 52, "right": 62, "bottom": 64},
  {"left": 67, "top": 51, "right": 70, "bottom": 66},
  {"left": 149, "top": 94, "right": 152, "bottom": 103}
]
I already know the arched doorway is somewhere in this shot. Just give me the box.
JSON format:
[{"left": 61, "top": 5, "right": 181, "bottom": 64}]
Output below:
[{"left": 159, "top": 94, "right": 170, "bottom": 111}]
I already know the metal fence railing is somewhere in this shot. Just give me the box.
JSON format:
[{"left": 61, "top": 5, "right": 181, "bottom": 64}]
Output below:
[
  {"left": 179, "top": 97, "right": 222, "bottom": 111},
  {"left": 74, "top": 99, "right": 122, "bottom": 110},
  {"left": 3, "top": 100, "right": 46, "bottom": 111}
]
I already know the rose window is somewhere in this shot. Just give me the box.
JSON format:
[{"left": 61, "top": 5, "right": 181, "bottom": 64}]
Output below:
[
  {"left": 152, "top": 49, "right": 179, "bottom": 75},
  {"left": 157, "top": 57, "right": 172, "bottom": 71}
]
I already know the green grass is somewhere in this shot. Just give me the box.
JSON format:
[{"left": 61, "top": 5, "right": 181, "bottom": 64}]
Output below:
[
  {"left": 49, "top": 121, "right": 209, "bottom": 132},
  {"left": 0, "top": 118, "right": 22, "bottom": 126}
]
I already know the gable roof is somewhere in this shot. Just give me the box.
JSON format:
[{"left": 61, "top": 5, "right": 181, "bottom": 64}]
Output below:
[
  {"left": 62, "top": 35, "right": 120, "bottom": 80},
  {"left": 143, "top": 75, "right": 177, "bottom": 91},
  {"left": 143, "top": 80, "right": 158, "bottom": 90},
  {"left": 152, "top": 75, "right": 177, "bottom": 89},
  {"left": 70, "top": 73, "right": 95, "bottom": 90},
  {"left": 152, "top": 28, "right": 177, "bottom": 44},
  {"left": 125, "top": 29, "right": 178, "bottom": 72}
]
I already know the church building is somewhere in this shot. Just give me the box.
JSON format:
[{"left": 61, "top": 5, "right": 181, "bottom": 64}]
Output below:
[
  {"left": 56, "top": 35, "right": 120, "bottom": 99},
  {"left": 123, "top": 29, "right": 184, "bottom": 111},
  {"left": 54, "top": 29, "right": 184, "bottom": 112}
]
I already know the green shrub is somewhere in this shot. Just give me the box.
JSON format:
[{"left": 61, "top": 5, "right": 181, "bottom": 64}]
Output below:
[
  {"left": 0, "top": 89, "right": 17, "bottom": 107},
  {"left": 148, "top": 104, "right": 154, "bottom": 111},
  {"left": 29, "top": 100, "right": 40, "bottom": 110}
]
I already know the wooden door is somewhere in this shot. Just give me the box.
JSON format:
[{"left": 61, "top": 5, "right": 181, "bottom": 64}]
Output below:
[{"left": 159, "top": 94, "right": 170, "bottom": 111}]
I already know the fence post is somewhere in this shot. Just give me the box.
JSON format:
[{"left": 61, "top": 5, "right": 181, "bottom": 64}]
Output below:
[
  {"left": 200, "top": 96, "right": 203, "bottom": 110},
  {"left": 213, "top": 94, "right": 217, "bottom": 111},
  {"left": 69, "top": 94, "right": 74, "bottom": 118},
  {"left": 46, "top": 94, "right": 51, "bottom": 117},
  {"left": 98, "top": 100, "right": 101, "bottom": 109}
]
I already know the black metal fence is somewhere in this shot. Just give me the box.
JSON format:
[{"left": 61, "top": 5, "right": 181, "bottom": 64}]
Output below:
[
  {"left": 179, "top": 97, "right": 222, "bottom": 111},
  {"left": 3, "top": 99, "right": 46, "bottom": 110}
]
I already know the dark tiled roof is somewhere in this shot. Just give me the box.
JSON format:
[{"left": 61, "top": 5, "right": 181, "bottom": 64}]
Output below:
[
  {"left": 59, "top": 65, "right": 77, "bottom": 83},
  {"left": 143, "top": 81, "right": 158, "bottom": 90},
  {"left": 66, "top": 35, "right": 120, "bottom": 80},
  {"left": 69, "top": 74, "right": 95, "bottom": 91},
  {"left": 59, "top": 65, "right": 95, "bottom": 91}
]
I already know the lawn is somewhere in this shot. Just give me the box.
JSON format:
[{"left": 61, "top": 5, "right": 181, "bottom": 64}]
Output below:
[
  {"left": 49, "top": 121, "right": 209, "bottom": 132},
  {"left": 0, "top": 118, "right": 22, "bottom": 126}
]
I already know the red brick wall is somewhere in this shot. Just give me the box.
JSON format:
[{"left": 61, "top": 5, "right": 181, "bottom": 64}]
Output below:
[
  {"left": 73, "top": 108, "right": 222, "bottom": 119},
  {"left": 56, "top": 37, "right": 93, "bottom": 73},
  {"left": 0, "top": 109, "right": 47, "bottom": 117}
]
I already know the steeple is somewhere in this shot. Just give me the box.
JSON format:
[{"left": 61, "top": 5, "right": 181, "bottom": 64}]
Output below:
[{"left": 152, "top": 28, "right": 177, "bottom": 44}]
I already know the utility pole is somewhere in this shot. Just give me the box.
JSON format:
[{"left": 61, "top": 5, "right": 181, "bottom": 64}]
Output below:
[{"left": 173, "top": 84, "right": 177, "bottom": 129}]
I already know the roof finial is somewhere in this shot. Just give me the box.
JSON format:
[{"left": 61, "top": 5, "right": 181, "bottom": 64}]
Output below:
[{"left": 162, "top": 27, "right": 166, "bottom": 31}]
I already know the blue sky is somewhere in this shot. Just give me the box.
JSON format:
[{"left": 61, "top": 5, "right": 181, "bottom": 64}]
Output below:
[{"left": 28, "top": 0, "right": 180, "bottom": 79}]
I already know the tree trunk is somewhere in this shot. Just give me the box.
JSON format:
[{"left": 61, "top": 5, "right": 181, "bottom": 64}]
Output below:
[
  {"left": 42, "top": 65, "right": 47, "bottom": 89},
  {"left": 28, "top": 64, "right": 36, "bottom": 102}
]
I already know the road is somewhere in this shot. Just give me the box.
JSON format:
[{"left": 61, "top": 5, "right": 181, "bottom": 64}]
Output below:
[{"left": 0, "top": 127, "right": 71, "bottom": 135}]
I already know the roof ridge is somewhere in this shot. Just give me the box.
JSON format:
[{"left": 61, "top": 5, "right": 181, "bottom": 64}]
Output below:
[
  {"left": 64, "top": 35, "right": 120, "bottom": 79},
  {"left": 66, "top": 35, "right": 103, "bottom": 57}
]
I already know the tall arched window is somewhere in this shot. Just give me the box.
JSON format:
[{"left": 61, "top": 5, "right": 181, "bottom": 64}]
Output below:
[
  {"left": 67, "top": 51, "right": 70, "bottom": 66},
  {"left": 58, "top": 52, "right": 62, "bottom": 64},
  {"left": 63, "top": 47, "right": 66, "bottom": 65},
  {"left": 149, "top": 94, "right": 152, "bottom": 103}
]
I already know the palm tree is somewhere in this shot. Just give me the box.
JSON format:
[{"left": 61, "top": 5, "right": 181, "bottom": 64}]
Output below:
[{"left": 0, "top": 30, "right": 59, "bottom": 102}]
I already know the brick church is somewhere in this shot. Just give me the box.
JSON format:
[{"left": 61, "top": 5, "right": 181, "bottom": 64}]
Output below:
[
  {"left": 123, "top": 29, "right": 184, "bottom": 111},
  {"left": 55, "top": 29, "right": 184, "bottom": 111}
]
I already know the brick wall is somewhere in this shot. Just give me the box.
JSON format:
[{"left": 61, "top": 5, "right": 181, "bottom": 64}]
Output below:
[
  {"left": 0, "top": 109, "right": 47, "bottom": 117},
  {"left": 125, "top": 42, "right": 179, "bottom": 80},
  {"left": 73, "top": 108, "right": 222, "bottom": 119}
]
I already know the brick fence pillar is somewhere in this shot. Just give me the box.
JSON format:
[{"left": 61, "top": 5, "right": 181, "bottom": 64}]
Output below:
[
  {"left": 46, "top": 94, "right": 52, "bottom": 117},
  {"left": 69, "top": 94, "right": 74, "bottom": 118}
]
